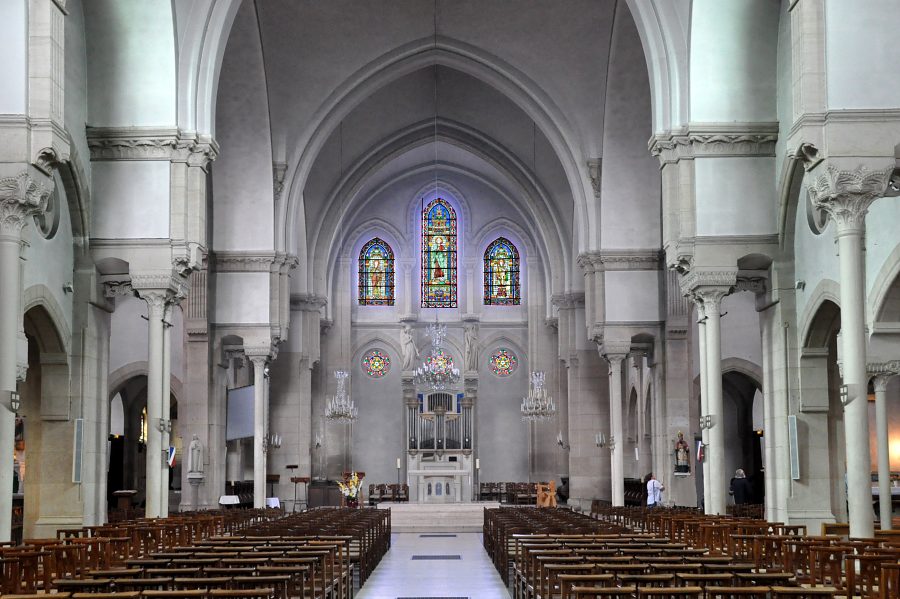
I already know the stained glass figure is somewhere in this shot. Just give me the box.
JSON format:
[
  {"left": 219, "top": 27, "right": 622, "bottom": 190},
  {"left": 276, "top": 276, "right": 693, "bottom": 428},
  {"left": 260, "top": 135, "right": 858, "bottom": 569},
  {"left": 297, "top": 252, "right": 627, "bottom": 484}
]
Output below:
[
  {"left": 484, "top": 237, "right": 520, "bottom": 305},
  {"left": 490, "top": 348, "right": 518, "bottom": 377},
  {"left": 358, "top": 237, "right": 394, "bottom": 305},
  {"left": 363, "top": 349, "right": 391, "bottom": 378},
  {"left": 421, "top": 198, "right": 457, "bottom": 308}
]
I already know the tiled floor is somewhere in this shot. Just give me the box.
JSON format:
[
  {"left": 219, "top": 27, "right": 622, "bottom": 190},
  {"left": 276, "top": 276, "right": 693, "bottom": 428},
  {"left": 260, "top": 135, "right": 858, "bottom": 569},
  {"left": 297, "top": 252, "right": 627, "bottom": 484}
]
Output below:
[{"left": 355, "top": 532, "right": 510, "bottom": 599}]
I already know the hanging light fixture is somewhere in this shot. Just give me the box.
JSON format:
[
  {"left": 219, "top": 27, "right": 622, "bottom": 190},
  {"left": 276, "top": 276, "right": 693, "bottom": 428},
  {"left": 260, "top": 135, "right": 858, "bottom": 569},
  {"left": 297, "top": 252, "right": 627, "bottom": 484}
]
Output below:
[
  {"left": 521, "top": 371, "right": 555, "bottom": 421},
  {"left": 325, "top": 370, "right": 357, "bottom": 421},
  {"left": 413, "top": 320, "right": 460, "bottom": 390}
]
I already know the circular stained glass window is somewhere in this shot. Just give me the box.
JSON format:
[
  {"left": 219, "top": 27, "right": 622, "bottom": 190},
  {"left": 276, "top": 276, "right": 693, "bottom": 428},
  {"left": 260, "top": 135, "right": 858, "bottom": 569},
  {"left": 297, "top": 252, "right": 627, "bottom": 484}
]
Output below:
[
  {"left": 363, "top": 349, "right": 391, "bottom": 378},
  {"left": 490, "top": 348, "right": 518, "bottom": 377},
  {"left": 425, "top": 349, "right": 454, "bottom": 370}
]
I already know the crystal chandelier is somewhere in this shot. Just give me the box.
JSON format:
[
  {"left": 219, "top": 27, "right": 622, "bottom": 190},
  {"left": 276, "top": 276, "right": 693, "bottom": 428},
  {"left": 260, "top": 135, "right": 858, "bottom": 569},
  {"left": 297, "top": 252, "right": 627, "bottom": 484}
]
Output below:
[
  {"left": 413, "top": 321, "right": 460, "bottom": 390},
  {"left": 325, "top": 370, "right": 357, "bottom": 421},
  {"left": 521, "top": 371, "right": 555, "bottom": 421}
]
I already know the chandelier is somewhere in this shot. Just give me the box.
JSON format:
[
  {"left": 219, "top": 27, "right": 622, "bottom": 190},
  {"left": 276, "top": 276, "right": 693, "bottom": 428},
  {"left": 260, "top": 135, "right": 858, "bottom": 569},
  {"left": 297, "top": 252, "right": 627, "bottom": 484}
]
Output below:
[
  {"left": 521, "top": 371, "right": 555, "bottom": 421},
  {"left": 413, "top": 321, "right": 460, "bottom": 390},
  {"left": 325, "top": 370, "right": 357, "bottom": 421}
]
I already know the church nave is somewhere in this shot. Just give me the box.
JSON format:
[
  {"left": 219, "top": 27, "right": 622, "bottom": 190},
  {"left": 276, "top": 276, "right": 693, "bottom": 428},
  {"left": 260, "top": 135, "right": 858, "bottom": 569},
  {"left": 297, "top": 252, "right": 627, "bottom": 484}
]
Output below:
[{"left": 355, "top": 532, "right": 509, "bottom": 599}]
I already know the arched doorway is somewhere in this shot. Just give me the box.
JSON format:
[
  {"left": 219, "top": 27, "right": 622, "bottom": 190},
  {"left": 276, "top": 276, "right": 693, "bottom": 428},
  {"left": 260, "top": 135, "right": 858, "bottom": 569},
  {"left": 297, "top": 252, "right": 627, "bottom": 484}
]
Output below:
[
  {"left": 721, "top": 371, "right": 764, "bottom": 506},
  {"left": 20, "top": 305, "right": 74, "bottom": 538},
  {"left": 626, "top": 388, "right": 639, "bottom": 479}
]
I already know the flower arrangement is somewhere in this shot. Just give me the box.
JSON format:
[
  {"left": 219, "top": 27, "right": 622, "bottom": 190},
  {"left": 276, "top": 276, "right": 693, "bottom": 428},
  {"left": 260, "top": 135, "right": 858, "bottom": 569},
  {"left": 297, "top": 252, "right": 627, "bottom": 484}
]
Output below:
[{"left": 338, "top": 471, "right": 363, "bottom": 507}]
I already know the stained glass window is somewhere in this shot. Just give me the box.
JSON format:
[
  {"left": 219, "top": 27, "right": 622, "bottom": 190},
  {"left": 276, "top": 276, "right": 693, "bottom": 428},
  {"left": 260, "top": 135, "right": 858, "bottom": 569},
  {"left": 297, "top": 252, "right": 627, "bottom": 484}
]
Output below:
[
  {"left": 490, "top": 348, "right": 518, "bottom": 377},
  {"left": 421, "top": 198, "right": 457, "bottom": 308},
  {"left": 425, "top": 349, "right": 454, "bottom": 371},
  {"left": 358, "top": 237, "right": 394, "bottom": 305},
  {"left": 483, "top": 237, "right": 520, "bottom": 305},
  {"left": 363, "top": 349, "right": 391, "bottom": 377}
]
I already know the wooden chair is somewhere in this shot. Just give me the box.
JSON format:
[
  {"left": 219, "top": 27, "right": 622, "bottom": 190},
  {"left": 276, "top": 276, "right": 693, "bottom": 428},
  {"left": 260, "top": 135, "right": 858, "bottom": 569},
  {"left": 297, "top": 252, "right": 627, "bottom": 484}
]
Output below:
[
  {"left": 770, "top": 587, "right": 837, "bottom": 598},
  {"left": 808, "top": 544, "right": 850, "bottom": 589},
  {"left": 53, "top": 578, "right": 113, "bottom": 594},
  {"left": 674, "top": 573, "right": 734, "bottom": 588},
  {"left": 232, "top": 575, "right": 290, "bottom": 599},
  {"left": 3, "top": 594, "right": 72, "bottom": 599},
  {"left": 143, "top": 591, "right": 209, "bottom": 599},
  {"left": 558, "top": 574, "right": 615, "bottom": 599},
  {"left": 617, "top": 573, "right": 675, "bottom": 588},
  {"left": 113, "top": 577, "right": 174, "bottom": 592},
  {"left": 880, "top": 563, "right": 900, "bottom": 599},
  {"left": 636, "top": 586, "right": 704, "bottom": 599},
  {"left": 171, "top": 577, "right": 234, "bottom": 591},
  {"left": 209, "top": 589, "right": 276, "bottom": 599},
  {"left": 734, "top": 572, "right": 796, "bottom": 587},
  {"left": 706, "top": 587, "right": 771, "bottom": 599},
  {"left": 71, "top": 593, "right": 142, "bottom": 599},
  {"left": 572, "top": 586, "right": 637, "bottom": 599}
]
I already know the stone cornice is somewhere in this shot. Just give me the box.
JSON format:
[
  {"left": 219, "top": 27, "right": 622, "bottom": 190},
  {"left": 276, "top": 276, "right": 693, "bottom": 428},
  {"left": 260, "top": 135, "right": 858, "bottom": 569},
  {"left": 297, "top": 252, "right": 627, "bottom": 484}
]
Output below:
[
  {"left": 214, "top": 251, "right": 278, "bottom": 273},
  {"left": 86, "top": 127, "right": 219, "bottom": 165},
  {"left": 599, "top": 340, "right": 632, "bottom": 359},
  {"left": 291, "top": 293, "right": 327, "bottom": 311},
  {"left": 807, "top": 163, "right": 894, "bottom": 230},
  {"left": 649, "top": 122, "right": 779, "bottom": 165},
  {"left": 551, "top": 291, "right": 585, "bottom": 309}
]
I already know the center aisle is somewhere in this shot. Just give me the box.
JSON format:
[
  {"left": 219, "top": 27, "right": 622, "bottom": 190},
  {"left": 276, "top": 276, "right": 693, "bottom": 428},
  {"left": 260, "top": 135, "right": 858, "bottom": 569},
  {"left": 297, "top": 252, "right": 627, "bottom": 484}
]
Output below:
[{"left": 355, "top": 532, "right": 510, "bottom": 598}]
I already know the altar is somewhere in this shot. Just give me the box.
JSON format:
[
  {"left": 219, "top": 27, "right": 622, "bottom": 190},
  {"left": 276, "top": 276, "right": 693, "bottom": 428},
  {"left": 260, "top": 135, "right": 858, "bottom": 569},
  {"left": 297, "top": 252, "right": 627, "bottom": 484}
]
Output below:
[{"left": 407, "top": 458, "right": 474, "bottom": 503}]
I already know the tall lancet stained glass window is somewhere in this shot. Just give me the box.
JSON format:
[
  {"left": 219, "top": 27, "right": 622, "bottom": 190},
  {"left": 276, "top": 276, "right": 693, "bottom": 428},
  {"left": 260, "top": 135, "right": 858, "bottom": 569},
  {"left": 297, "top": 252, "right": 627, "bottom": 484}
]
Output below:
[
  {"left": 358, "top": 237, "right": 395, "bottom": 305},
  {"left": 484, "top": 237, "right": 520, "bottom": 305},
  {"left": 421, "top": 198, "right": 457, "bottom": 308}
]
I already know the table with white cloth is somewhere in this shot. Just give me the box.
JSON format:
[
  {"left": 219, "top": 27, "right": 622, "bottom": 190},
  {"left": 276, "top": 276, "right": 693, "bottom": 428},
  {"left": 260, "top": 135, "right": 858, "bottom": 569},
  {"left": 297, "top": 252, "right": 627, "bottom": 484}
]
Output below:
[{"left": 266, "top": 497, "right": 280, "bottom": 509}]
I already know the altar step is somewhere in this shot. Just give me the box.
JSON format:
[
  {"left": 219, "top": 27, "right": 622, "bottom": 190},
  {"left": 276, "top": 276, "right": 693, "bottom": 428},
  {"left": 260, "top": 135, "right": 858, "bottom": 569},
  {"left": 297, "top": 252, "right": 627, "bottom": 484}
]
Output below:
[{"left": 377, "top": 502, "right": 501, "bottom": 533}]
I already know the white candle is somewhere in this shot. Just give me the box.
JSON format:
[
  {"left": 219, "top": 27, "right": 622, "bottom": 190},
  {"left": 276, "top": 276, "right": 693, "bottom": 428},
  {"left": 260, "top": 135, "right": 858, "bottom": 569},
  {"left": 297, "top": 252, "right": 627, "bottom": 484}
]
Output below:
[
  {"left": 475, "top": 458, "right": 480, "bottom": 469},
  {"left": 396, "top": 457, "right": 401, "bottom": 469}
]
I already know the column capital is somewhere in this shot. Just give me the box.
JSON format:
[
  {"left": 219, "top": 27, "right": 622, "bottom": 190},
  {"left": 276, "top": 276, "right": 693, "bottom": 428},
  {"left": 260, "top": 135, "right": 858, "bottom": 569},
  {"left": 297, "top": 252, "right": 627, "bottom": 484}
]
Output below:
[
  {"left": 87, "top": 127, "right": 219, "bottom": 166},
  {"left": 868, "top": 361, "right": 900, "bottom": 392},
  {"left": 807, "top": 163, "right": 894, "bottom": 232},
  {"left": 600, "top": 341, "right": 631, "bottom": 364},
  {"left": 0, "top": 169, "right": 54, "bottom": 236},
  {"left": 551, "top": 291, "right": 585, "bottom": 309},
  {"left": 245, "top": 345, "right": 275, "bottom": 364},
  {"left": 133, "top": 272, "right": 189, "bottom": 312},
  {"left": 290, "top": 293, "right": 328, "bottom": 312},
  {"left": 680, "top": 269, "right": 736, "bottom": 310}
]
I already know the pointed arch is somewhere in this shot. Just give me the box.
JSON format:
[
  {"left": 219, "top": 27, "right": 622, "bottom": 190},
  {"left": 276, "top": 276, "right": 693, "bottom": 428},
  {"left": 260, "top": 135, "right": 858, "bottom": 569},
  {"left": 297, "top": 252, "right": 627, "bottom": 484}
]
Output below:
[
  {"left": 358, "top": 237, "right": 395, "bottom": 305},
  {"left": 421, "top": 198, "right": 457, "bottom": 308},
  {"left": 484, "top": 236, "right": 521, "bottom": 305}
]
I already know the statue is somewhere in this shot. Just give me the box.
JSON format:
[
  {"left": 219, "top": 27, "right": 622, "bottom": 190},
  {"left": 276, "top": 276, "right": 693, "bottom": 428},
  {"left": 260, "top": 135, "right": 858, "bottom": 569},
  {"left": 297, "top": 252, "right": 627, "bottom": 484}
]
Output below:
[
  {"left": 188, "top": 435, "right": 204, "bottom": 474},
  {"left": 464, "top": 324, "right": 478, "bottom": 372},
  {"left": 674, "top": 431, "right": 690, "bottom": 475},
  {"left": 400, "top": 325, "right": 418, "bottom": 371}
]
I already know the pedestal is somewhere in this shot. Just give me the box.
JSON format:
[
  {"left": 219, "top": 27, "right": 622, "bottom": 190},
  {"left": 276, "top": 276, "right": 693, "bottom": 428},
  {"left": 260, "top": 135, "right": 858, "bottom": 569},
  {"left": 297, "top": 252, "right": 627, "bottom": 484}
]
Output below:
[{"left": 187, "top": 473, "right": 205, "bottom": 510}]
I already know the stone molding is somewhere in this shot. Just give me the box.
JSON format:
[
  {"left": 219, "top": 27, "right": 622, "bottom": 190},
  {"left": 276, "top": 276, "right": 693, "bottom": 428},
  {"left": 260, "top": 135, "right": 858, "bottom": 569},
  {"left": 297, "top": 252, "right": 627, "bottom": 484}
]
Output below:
[
  {"left": 86, "top": 127, "right": 219, "bottom": 165},
  {"left": 102, "top": 279, "right": 133, "bottom": 299},
  {"left": 244, "top": 345, "right": 274, "bottom": 362},
  {"left": 0, "top": 170, "right": 54, "bottom": 236},
  {"left": 291, "top": 293, "right": 327, "bottom": 312},
  {"left": 735, "top": 276, "right": 768, "bottom": 296},
  {"left": 649, "top": 122, "right": 779, "bottom": 165},
  {"left": 600, "top": 340, "right": 631, "bottom": 361},
  {"left": 214, "top": 251, "right": 278, "bottom": 273},
  {"left": 578, "top": 249, "right": 660, "bottom": 272},
  {"left": 551, "top": 291, "right": 585, "bottom": 309},
  {"left": 807, "top": 163, "right": 894, "bottom": 230}
]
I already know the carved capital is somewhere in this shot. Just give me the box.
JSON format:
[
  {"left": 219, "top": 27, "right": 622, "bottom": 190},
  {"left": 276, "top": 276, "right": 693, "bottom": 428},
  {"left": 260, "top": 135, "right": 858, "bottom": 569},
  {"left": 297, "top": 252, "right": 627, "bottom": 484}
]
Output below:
[
  {"left": 807, "top": 163, "right": 893, "bottom": 231},
  {"left": 587, "top": 159, "right": 601, "bottom": 198},
  {"left": 868, "top": 361, "right": 900, "bottom": 392},
  {"left": 87, "top": 127, "right": 219, "bottom": 165},
  {"left": 735, "top": 276, "right": 767, "bottom": 296},
  {"left": 678, "top": 269, "right": 737, "bottom": 300},
  {"left": 0, "top": 170, "right": 54, "bottom": 236},
  {"left": 650, "top": 123, "right": 778, "bottom": 165},
  {"left": 245, "top": 345, "right": 273, "bottom": 364},
  {"left": 214, "top": 251, "right": 277, "bottom": 272},
  {"left": 551, "top": 292, "right": 585, "bottom": 309},
  {"left": 291, "top": 293, "right": 328, "bottom": 312}
]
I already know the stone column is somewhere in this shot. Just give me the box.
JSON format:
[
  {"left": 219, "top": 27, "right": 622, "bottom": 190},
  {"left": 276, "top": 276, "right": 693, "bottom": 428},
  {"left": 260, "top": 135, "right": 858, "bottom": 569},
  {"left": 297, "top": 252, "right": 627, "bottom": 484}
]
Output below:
[
  {"left": 0, "top": 169, "right": 52, "bottom": 541},
  {"left": 699, "top": 288, "right": 729, "bottom": 515},
  {"left": 808, "top": 164, "right": 892, "bottom": 538},
  {"left": 247, "top": 349, "right": 270, "bottom": 508},
  {"left": 135, "top": 289, "right": 167, "bottom": 519},
  {"left": 160, "top": 302, "right": 174, "bottom": 517},
  {"left": 870, "top": 366, "right": 898, "bottom": 530},
  {"left": 695, "top": 302, "right": 711, "bottom": 512},
  {"left": 602, "top": 347, "right": 628, "bottom": 506}
]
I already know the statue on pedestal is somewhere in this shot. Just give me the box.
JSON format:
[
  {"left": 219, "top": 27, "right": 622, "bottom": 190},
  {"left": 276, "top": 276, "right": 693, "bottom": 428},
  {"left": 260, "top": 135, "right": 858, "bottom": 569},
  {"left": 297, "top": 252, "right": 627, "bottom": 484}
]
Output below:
[
  {"left": 674, "top": 431, "right": 690, "bottom": 475},
  {"left": 464, "top": 324, "right": 478, "bottom": 372},
  {"left": 400, "top": 324, "right": 418, "bottom": 371},
  {"left": 188, "top": 435, "right": 204, "bottom": 474}
]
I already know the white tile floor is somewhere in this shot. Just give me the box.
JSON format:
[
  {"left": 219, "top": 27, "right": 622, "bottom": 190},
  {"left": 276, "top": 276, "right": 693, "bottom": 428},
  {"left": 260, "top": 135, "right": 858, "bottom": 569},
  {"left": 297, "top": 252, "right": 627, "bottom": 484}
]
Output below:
[{"left": 355, "top": 533, "right": 511, "bottom": 599}]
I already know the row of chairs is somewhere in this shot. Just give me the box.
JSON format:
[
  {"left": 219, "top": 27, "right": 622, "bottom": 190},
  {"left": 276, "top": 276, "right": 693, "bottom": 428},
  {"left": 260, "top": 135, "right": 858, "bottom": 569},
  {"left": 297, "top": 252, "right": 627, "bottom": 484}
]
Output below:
[
  {"left": 480, "top": 482, "right": 540, "bottom": 504},
  {"left": 366, "top": 484, "right": 409, "bottom": 504}
]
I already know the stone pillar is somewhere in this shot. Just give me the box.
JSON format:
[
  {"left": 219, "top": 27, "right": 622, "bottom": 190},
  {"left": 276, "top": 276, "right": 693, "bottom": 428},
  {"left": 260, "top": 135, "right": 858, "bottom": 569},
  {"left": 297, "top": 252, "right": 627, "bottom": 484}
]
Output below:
[
  {"left": 870, "top": 366, "right": 898, "bottom": 530},
  {"left": 0, "top": 168, "right": 53, "bottom": 541},
  {"left": 135, "top": 289, "right": 167, "bottom": 519},
  {"left": 682, "top": 270, "right": 736, "bottom": 516},
  {"left": 695, "top": 302, "right": 711, "bottom": 512},
  {"left": 247, "top": 349, "right": 270, "bottom": 508},
  {"left": 160, "top": 303, "right": 173, "bottom": 516},
  {"left": 808, "top": 164, "right": 892, "bottom": 538},
  {"left": 601, "top": 347, "right": 628, "bottom": 506}
]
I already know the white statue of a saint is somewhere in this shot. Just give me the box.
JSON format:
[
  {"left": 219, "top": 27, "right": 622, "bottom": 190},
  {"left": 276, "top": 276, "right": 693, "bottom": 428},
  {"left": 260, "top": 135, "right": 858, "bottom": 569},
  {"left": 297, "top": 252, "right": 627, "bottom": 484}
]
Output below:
[
  {"left": 400, "top": 325, "right": 419, "bottom": 371},
  {"left": 464, "top": 325, "right": 478, "bottom": 372},
  {"left": 188, "top": 434, "right": 204, "bottom": 474}
]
